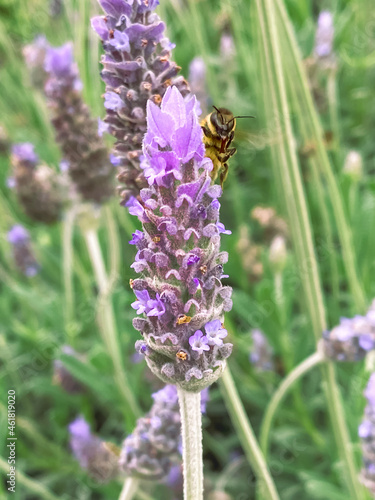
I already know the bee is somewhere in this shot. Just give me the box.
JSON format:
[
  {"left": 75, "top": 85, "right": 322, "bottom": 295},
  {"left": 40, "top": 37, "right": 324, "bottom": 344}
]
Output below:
[{"left": 201, "top": 106, "right": 254, "bottom": 188}]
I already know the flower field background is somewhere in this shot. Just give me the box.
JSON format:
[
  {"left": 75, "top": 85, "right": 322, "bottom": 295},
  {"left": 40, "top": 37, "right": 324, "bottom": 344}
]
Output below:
[{"left": 1, "top": 0, "right": 375, "bottom": 499}]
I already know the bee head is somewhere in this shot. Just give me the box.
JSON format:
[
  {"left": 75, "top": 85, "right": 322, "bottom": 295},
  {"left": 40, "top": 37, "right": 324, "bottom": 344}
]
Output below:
[{"left": 211, "top": 107, "right": 236, "bottom": 137}]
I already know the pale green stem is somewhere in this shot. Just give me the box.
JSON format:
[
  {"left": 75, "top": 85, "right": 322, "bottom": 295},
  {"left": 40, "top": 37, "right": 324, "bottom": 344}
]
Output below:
[
  {"left": 84, "top": 228, "right": 140, "bottom": 424},
  {"left": 260, "top": 351, "right": 325, "bottom": 458},
  {"left": 104, "top": 205, "right": 121, "bottom": 287},
  {"left": 274, "top": 0, "right": 366, "bottom": 313},
  {"left": 327, "top": 67, "right": 341, "bottom": 162},
  {"left": 62, "top": 207, "right": 75, "bottom": 344},
  {"left": 255, "top": 1, "right": 364, "bottom": 497},
  {"left": 177, "top": 388, "right": 203, "bottom": 500},
  {"left": 0, "top": 457, "right": 60, "bottom": 500},
  {"left": 220, "top": 368, "right": 280, "bottom": 500},
  {"left": 119, "top": 477, "right": 139, "bottom": 500}
]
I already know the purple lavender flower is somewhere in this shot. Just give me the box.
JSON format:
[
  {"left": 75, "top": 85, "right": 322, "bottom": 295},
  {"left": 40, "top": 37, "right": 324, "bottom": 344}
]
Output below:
[
  {"left": 10, "top": 143, "right": 63, "bottom": 224},
  {"left": 250, "top": 329, "right": 274, "bottom": 372},
  {"left": 322, "top": 313, "right": 375, "bottom": 362},
  {"left": 131, "top": 86, "right": 232, "bottom": 392},
  {"left": 359, "top": 374, "right": 375, "bottom": 495},
  {"left": 12, "top": 143, "right": 38, "bottom": 167},
  {"left": 120, "top": 384, "right": 181, "bottom": 480},
  {"left": 314, "top": 11, "right": 334, "bottom": 59},
  {"left": 44, "top": 43, "right": 114, "bottom": 204},
  {"left": 7, "top": 225, "right": 39, "bottom": 277},
  {"left": 188, "top": 57, "right": 208, "bottom": 116},
  {"left": 69, "top": 416, "right": 119, "bottom": 482},
  {"left": 92, "top": 0, "right": 190, "bottom": 203}
]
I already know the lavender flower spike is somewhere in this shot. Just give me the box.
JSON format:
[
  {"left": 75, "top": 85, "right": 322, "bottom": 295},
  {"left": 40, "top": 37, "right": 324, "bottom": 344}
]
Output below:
[
  {"left": 131, "top": 86, "right": 233, "bottom": 392},
  {"left": 120, "top": 385, "right": 181, "bottom": 480},
  {"left": 69, "top": 416, "right": 119, "bottom": 483},
  {"left": 7, "top": 225, "right": 39, "bottom": 277},
  {"left": 11, "top": 143, "right": 63, "bottom": 224},
  {"left": 359, "top": 373, "right": 375, "bottom": 495},
  {"left": 92, "top": 0, "right": 190, "bottom": 203},
  {"left": 44, "top": 43, "right": 114, "bottom": 204}
]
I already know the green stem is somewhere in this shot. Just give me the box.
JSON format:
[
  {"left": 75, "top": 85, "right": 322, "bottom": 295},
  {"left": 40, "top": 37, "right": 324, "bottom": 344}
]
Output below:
[
  {"left": 220, "top": 368, "right": 280, "bottom": 500},
  {"left": 177, "top": 388, "right": 203, "bottom": 500},
  {"left": 84, "top": 228, "right": 141, "bottom": 425},
  {"left": 260, "top": 351, "right": 324, "bottom": 458},
  {"left": 327, "top": 67, "right": 341, "bottom": 163},
  {"left": 274, "top": 0, "right": 366, "bottom": 313},
  {"left": 62, "top": 207, "right": 75, "bottom": 345},
  {"left": 255, "top": 1, "right": 364, "bottom": 498},
  {"left": 119, "top": 477, "right": 139, "bottom": 500},
  {"left": 0, "top": 457, "right": 60, "bottom": 500}
]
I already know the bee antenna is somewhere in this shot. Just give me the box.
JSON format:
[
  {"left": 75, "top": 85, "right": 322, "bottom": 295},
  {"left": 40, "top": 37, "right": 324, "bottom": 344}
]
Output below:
[{"left": 233, "top": 115, "right": 256, "bottom": 120}]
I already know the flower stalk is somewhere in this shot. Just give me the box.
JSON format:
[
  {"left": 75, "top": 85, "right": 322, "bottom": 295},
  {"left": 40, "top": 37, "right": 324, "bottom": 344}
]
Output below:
[{"left": 177, "top": 388, "right": 203, "bottom": 500}]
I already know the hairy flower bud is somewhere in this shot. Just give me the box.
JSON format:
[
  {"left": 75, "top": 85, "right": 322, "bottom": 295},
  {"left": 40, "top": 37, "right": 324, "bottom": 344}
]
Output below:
[
  {"left": 44, "top": 43, "right": 114, "bottom": 204},
  {"left": 119, "top": 385, "right": 181, "bottom": 480},
  {"left": 129, "top": 86, "right": 232, "bottom": 392},
  {"left": 10, "top": 143, "right": 63, "bottom": 224},
  {"left": 92, "top": 0, "right": 190, "bottom": 202},
  {"left": 69, "top": 416, "right": 119, "bottom": 483},
  {"left": 269, "top": 235, "right": 287, "bottom": 275},
  {"left": 7, "top": 225, "right": 39, "bottom": 277}
]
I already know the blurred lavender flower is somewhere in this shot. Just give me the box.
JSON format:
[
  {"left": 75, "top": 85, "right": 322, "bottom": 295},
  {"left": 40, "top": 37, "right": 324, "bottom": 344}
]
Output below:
[
  {"left": 11, "top": 142, "right": 63, "bottom": 224},
  {"left": 119, "top": 385, "right": 181, "bottom": 480},
  {"left": 92, "top": 0, "right": 190, "bottom": 203},
  {"left": 188, "top": 57, "right": 208, "bottom": 115},
  {"left": 131, "top": 86, "right": 232, "bottom": 392},
  {"left": 359, "top": 373, "right": 375, "bottom": 495},
  {"left": 53, "top": 346, "right": 85, "bottom": 394},
  {"left": 23, "top": 35, "right": 50, "bottom": 89},
  {"left": 314, "top": 11, "right": 334, "bottom": 59},
  {"left": 250, "top": 329, "right": 274, "bottom": 372},
  {"left": 44, "top": 43, "right": 114, "bottom": 204},
  {"left": 69, "top": 416, "right": 119, "bottom": 482},
  {"left": 322, "top": 307, "right": 375, "bottom": 362},
  {"left": 7, "top": 225, "right": 39, "bottom": 277}
]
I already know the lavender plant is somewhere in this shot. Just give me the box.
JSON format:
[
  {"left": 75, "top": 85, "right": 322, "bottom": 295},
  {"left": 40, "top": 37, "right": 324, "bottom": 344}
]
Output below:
[
  {"left": 359, "top": 373, "right": 375, "bottom": 496},
  {"left": 120, "top": 384, "right": 181, "bottom": 480},
  {"left": 128, "top": 85, "right": 233, "bottom": 392},
  {"left": 92, "top": 0, "right": 190, "bottom": 202},
  {"left": 7, "top": 225, "right": 39, "bottom": 277},
  {"left": 44, "top": 43, "right": 114, "bottom": 204},
  {"left": 10, "top": 143, "right": 63, "bottom": 224}
]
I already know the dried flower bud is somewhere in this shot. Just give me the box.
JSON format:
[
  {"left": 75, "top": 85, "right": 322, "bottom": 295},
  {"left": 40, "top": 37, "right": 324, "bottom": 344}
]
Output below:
[
  {"left": 7, "top": 225, "right": 39, "bottom": 277},
  {"left": 11, "top": 143, "right": 63, "bottom": 224},
  {"left": 269, "top": 235, "right": 287, "bottom": 274},
  {"left": 69, "top": 416, "right": 119, "bottom": 483},
  {"left": 44, "top": 43, "right": 114, "bottom": 204},
  {"left": 130, "top": 86, "right": 232, "bottom": 392},
  {"left": 343, "top": 150, "right": 363, "bottom": 182},
  {"left": 92, "top": 0, "right": 190, "bottom": 203}
]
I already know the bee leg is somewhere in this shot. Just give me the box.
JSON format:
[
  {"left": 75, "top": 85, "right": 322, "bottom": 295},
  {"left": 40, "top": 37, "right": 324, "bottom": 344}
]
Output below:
[
  {"left": 227, "top": 131, "right": 235, "bottom": 148},
  {"left": 220, "top": 163, "right": 229, "bottom": 188},
  {"left": 201, "top": 124, "right": 215, "bottom": 139},
  {"left": 219, "top": 148, "right": 237, "bottom": 164}
]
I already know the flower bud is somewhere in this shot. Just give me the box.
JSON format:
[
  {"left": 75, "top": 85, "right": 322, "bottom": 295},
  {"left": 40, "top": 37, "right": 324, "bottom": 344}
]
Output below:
[
  {"left": 269, "top": 235, "right": 287, "bottom": 274},
  {"left": 343, "top": 150, "right": 363, "bottom": 182}
]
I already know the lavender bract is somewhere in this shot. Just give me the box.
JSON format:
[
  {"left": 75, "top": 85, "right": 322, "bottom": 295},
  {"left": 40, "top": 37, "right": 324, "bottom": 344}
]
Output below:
[
  {"left": 69, "top": 416, "right": 119, "bottom": 483},
  {"left": 11, "top": 143, "right": 63, "bottom": 224},
  {"left": 92, "top": 0, "right": 190, "bottom": 202},
  {"left": 44, "top": 43, "right": 114, "bottom": 204},
  {"left": 119, "top": 384, "right": 181, "bottom": 480},
  {"left": 130, "top": 86, "right": 232, "bottom": 392}
]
